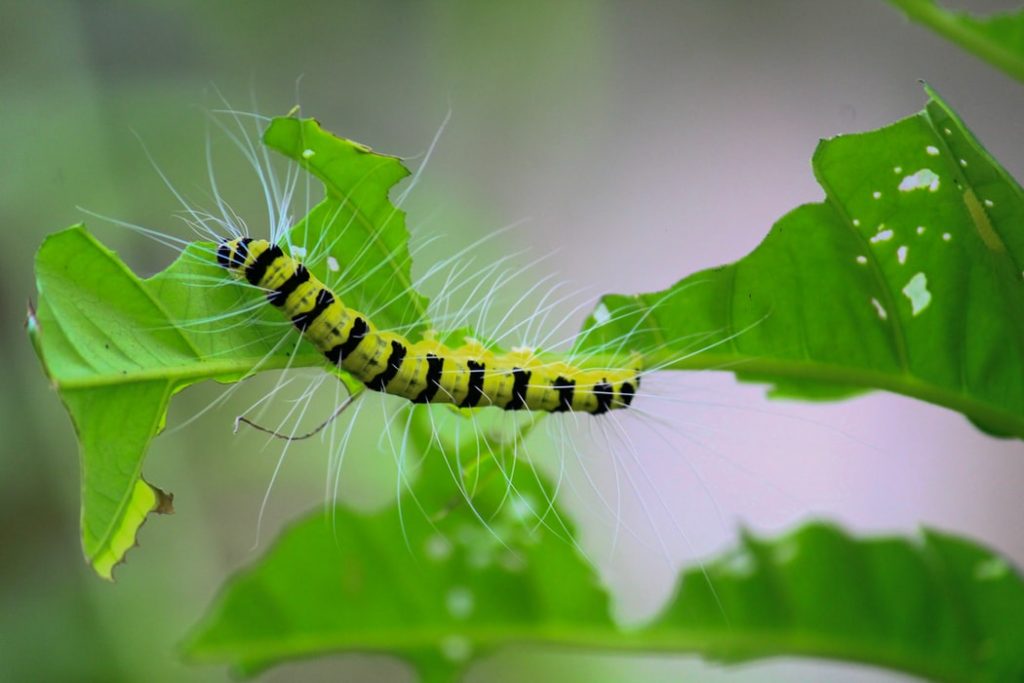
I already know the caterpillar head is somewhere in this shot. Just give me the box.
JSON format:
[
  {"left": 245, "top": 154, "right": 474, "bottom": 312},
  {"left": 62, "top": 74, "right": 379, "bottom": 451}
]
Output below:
[{"left": 216, "top": 237, "right": 255, "bottom": 272}]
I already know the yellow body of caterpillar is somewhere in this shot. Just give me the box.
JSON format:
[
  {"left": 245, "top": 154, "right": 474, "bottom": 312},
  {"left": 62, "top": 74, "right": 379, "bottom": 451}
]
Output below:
[{"left": 217, "top": 238, "right": 641, "bottom": 414}]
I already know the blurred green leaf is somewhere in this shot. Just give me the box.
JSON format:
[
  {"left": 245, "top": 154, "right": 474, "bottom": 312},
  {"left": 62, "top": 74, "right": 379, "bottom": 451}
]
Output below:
[
  {"left": 652, "top": 524, "right": 1024, "bottom": 682},
  {"left": 577, "top": 85, "right": 1024, "bottom": 438},
  {"left": 29, "top": 116, "right": 426, "bottom": 579},
  {"left": 886, "top": 0, "right": 1024, "bottom": 82},
  {"left": 184, "top": 485, "right": 1024, "bottom": 683},
  {"left": 185, "top": 407, "right": 591, "bottom": 682}
]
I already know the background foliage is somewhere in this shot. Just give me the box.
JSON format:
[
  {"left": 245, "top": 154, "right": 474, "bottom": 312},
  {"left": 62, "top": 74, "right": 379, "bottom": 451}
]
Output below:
[{"left": 4, "top": 1, "right": 1024, "bottom": 682}]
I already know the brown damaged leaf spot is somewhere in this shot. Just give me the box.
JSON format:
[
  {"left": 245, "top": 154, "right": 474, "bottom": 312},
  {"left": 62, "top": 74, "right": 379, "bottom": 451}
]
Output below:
[{"left": 153, "top": 485, "right": 175, "bottom": 515}]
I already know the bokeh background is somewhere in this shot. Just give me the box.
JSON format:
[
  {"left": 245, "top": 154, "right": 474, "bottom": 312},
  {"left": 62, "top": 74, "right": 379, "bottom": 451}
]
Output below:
[{"left": 3, "top": 1, "right": 1023, "bottom": 681}]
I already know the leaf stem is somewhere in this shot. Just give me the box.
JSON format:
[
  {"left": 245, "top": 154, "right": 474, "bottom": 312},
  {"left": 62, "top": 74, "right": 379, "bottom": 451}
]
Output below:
[
  {"left": 888, "top": 0, "right": 1024, "bottom": 82},
  {"left": 650, "top": 351, "right": 1024, "bottom": 440}
]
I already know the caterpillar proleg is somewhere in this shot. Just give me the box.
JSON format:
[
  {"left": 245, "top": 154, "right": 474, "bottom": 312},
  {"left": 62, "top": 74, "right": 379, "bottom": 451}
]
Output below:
[{"left": 218, "top": 236, "right": 643, "bottom": 415}]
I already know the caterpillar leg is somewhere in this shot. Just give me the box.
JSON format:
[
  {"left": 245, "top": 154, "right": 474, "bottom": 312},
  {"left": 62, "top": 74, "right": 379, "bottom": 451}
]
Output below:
[{"left": 234, "top": 391, "right": 360, "bottom": 441}]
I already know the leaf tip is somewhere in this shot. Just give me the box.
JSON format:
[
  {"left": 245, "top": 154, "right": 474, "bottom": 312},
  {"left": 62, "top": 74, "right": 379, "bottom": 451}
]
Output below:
[
  {"left": 26, "top": 297, "right": 57, "bottom": 387},
  {"left": 25, "top": 298, "right": 40, "bottom": 347},
  {"left": 921, "top": 80, "right": 942, "bottom": 102},
  {"left": 25, "top": 298, "right": 37, "bottom": 329}
]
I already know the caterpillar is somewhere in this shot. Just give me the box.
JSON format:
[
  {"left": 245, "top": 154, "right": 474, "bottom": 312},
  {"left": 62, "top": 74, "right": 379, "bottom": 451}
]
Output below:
[
  {"left": 217, "top": 236, "right": 642, "bottom": 415},
  {"left": 51, "top": 102, "right": 779, "bottom": 592}
]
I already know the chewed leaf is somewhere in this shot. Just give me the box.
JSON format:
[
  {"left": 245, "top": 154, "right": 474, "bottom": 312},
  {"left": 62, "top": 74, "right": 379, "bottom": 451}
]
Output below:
[
  {"left": 184, "top": 509, "right": 1024, "bottom": 682},
  {"left": 577, "top": 85, "right": 1024, "bottom": 438},
  {"left": 30, "top": 116, "right": 426, "bottom": 579},
  {"left": 887, "top": 0, "right": 1024, "bottom": 83},
  {"left": 264, "top": 117, "right": 431, "bottom": 338},
  {"left": 32, "top": 229, "right": 297, "bottom": 578},
  {"left": 92, "top": 479, "right": 173, "bottom": 579},
  {"left": 34, "top": 229, "right": 188, "bottom": 578}
]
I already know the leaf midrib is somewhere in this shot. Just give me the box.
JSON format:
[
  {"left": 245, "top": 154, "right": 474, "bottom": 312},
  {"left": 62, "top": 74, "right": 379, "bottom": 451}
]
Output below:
[
  {"left": 54, "top": 351, "right": 327, "bottom": 391},
  {"left": 646, "top": 350, "right": 1023, "bottom": 438}
]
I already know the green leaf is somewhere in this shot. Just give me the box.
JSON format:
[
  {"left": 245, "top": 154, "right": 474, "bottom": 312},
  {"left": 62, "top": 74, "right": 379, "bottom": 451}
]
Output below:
[
  {"left": 29, "top": 116, "right": 426, "bottom": 579},
  {"left": 30, "top": 228, "right": 309, "bottom": 579},
  {"left": 886, "top": 0, "right": 1024, "bottom": 83},
  {"left": 184, "top": 498, "right": 1024, "bottom": 683},
  {"left": 183, "top": 408, "right": 588, "bottom": 680},
  {"left": 651, "top": 524, "right": 1024, "bottom": 682},
  {"left": 186, "top": 409, "right": 1024, "bottom": 683},
  {"left": 576, "top": 85, "right": 1024, "bottom": 438}
]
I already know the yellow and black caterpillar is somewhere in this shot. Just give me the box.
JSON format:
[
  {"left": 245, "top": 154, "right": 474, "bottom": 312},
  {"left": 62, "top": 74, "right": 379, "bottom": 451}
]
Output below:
[{"left": 217, "top": 237, "right": 641, "bottom": 414}]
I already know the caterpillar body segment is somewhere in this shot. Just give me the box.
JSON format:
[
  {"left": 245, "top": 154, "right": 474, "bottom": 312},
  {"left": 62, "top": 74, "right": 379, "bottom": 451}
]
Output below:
[{"left": 218, "top": 238, "right": 642, "bottom": 415}]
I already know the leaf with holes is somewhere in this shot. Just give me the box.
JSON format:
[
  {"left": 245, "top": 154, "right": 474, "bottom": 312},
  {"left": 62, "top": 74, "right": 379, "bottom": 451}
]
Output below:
[{"left": 577, "top": 84, "right": 1024, "bottom": 438}]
